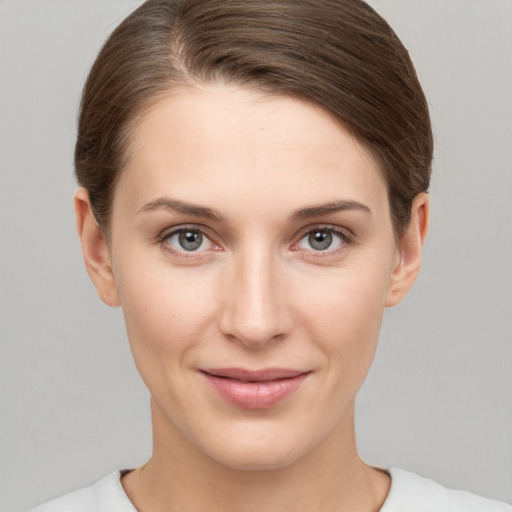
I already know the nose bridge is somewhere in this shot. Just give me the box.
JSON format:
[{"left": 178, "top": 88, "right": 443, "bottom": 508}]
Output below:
[{"left": 220, "top": 243, "right": 290, "bottom": 347}]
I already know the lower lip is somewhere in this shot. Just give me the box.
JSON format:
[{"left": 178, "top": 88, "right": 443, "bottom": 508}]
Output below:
[{"left": 202, "top": 372, "right": 310, "bottom": 410}]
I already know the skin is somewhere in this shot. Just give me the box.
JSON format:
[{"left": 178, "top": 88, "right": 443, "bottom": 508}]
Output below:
[{"left": 76, "top": 84, "right": 429, "bottom": 511}]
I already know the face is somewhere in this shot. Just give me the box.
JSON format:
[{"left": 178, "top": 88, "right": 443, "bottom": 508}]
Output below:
[{"left": 78, "top": 84, "right": 425, "bottom": 471}]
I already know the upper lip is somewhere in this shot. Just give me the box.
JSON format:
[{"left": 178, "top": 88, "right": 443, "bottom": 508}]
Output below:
[{"left": 201, "top": 368, "right": 309, "bottom": 382}]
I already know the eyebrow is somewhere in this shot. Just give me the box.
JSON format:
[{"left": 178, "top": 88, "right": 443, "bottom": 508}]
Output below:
[
  {"left": 138, "top": 197, "right": 371, "bottom": 223},
  {"left": 289, "top": 200, "right": 371, "bottom": 222},
  {"left": 138, "top": 197, "right": 224, "bottom": 221}
]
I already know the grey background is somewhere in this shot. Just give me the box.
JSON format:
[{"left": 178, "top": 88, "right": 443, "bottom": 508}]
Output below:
[{"left": 0, "top": 1, "right": 510, "bottom": 510}]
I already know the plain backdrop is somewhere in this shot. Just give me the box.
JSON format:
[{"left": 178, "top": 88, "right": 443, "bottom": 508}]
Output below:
[{"left": 1, "top": 1, "right": 511, "bottom": 510}]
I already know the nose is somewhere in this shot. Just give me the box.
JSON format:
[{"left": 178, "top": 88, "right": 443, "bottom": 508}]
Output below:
[{"left": 219, "top": 249, "right": 293, "bottom": 348}]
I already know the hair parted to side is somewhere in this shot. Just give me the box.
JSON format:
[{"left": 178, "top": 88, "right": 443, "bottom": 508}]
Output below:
[{"left": 75, "top": 0, "right": 433, "bottom": 236}]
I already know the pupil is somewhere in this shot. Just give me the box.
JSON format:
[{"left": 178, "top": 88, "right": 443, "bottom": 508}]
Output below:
[
  {"left": 179, "top": 231, "right": 202, "bottom": 250},
  {"left": 309, "top": 231, "right": 332, "bottom": 250}
]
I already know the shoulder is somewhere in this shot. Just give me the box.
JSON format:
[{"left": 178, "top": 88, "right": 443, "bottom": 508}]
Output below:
[
  {"left": 27, "top": 471, "right": 136, "bottom": 512},
  {"left": 28, "top": 486, "right": 93, "bottom": 512},
  {"left": 381, "top": 468, "right": 512, "bottom": 512}
]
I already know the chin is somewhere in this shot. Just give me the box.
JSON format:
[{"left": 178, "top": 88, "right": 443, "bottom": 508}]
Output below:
[
  {"left": 211, "top": 445, "right": 305, "bottom": 472},
  {"left": 197, "top": 421, "right": 322, "bottom": 472}
]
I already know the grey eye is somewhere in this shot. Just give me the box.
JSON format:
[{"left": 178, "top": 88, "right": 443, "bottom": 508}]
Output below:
[
  {"left": 308, "top": 231, "right": 333, "bottom": 250},
  {"left": 179, "top": 230, "right": 203, "bottom": 250},
  {"left": 166, "top": 229, "right": 212, "bottom": 252},
  {"left": 297, "top": 229, "right": 344, "bottom": 252}
]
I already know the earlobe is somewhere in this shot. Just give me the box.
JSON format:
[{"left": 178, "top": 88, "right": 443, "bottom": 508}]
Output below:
[
  {"left": 74, "top": 188, "right": 120, "bottom": 307},
  {"left": 385, "top": 192, "right": 430, "bottom": 307}
]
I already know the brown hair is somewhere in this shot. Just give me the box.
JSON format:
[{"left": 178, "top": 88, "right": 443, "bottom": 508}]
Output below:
[{"left": 75, "top": 0, "right": 433, "bottom": 236}]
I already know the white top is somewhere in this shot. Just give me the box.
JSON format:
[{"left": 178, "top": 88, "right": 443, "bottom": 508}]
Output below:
[{"left": 29, "top": 468, "right": 512, "bottom": 512}]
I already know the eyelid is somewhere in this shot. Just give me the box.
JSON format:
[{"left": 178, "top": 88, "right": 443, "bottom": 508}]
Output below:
[
  {"left": 152, "top": 223, "right": 353, "bottom": 257},
  {"left": 291, "top": 224, "right": 354, "bottom": 253},
  {"left": 154, "top": 224, "right": 221, "bottom": 254}
]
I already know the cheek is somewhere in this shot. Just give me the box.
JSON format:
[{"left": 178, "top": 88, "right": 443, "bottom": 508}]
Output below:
[
  {"left": 315, "top": 287, "right": 383, "bottom": 363},
  {"left": 114, "top": 261, "right": 217, "bottom": 374},
  {"left": 298, "top": 260, "right": 391, "bottom": 385}
]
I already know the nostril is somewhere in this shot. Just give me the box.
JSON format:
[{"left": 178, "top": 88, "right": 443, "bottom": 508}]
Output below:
[
  {"left": 218, "top": 260, "right": 293, "bottom": 346},
  {"left": 220, "top": 314, "right": 285, "bottom": 347}
]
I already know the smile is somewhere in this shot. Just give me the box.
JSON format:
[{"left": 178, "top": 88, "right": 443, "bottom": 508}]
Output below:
[{"left": 200, "top": 368, "right": 311, "bottom": 410}]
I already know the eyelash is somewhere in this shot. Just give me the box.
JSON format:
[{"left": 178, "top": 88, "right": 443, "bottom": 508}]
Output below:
[
  {"left": 155, "top": 225, "right": 219, "bottom": 257},
  {"left": 154, "top": 224, "right": 353, "bottom": 258},
  {"left": 292, "top": 225, "right": 353, "bottom": 257}
]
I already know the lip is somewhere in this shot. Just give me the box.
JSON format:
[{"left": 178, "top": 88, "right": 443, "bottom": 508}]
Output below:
[{"left": 200, "top": 368, "right": 311, "bottom": 410}]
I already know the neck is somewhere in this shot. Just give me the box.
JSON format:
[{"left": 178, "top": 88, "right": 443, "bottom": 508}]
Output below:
[{"left": 122, "top": 399, "right": 389, "bottom": 512}]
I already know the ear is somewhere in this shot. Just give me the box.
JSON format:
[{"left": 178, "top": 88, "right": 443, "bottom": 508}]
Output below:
[
  {"left": 74, "top": 188, "right": 120, "bottom": 307},
  {"left": 385, "top": 192, "right": 430, "bottom": 307}
]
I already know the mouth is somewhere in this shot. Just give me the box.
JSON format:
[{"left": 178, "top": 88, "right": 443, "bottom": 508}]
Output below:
[{"left": 200, "top": 368, "right": 311, "bottom": 410}]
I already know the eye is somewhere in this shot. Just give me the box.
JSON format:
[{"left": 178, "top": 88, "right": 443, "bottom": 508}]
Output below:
[
  {"left": 164, "top": 228, "right": 214, "bottom": 253},
  {"left": 297, "top": 228, "right": 345, "bottom": 252}
]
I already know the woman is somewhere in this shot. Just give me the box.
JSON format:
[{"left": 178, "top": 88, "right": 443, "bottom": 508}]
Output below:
[{"left": 29, "top": 0, "right": 511, "bottom": 510}]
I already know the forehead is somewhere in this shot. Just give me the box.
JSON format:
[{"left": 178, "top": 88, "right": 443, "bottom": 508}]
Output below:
[{"left": 115, "top": 84, "right": 389, "bottom": 219}]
